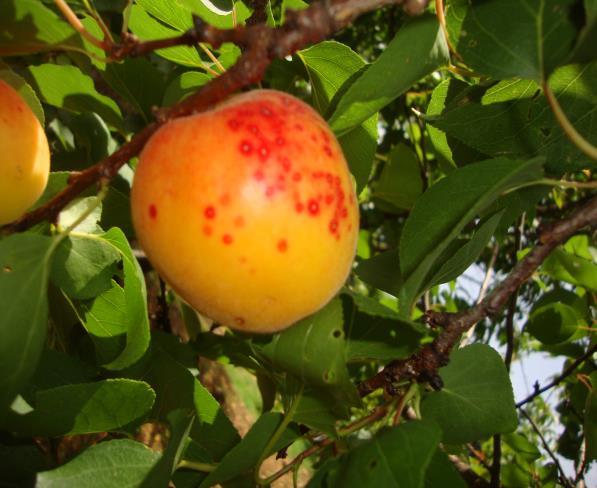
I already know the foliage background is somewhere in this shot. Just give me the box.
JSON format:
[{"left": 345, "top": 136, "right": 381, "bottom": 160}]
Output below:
[{"left": 0, "top": 0, "right": 595, "bottom": 487}]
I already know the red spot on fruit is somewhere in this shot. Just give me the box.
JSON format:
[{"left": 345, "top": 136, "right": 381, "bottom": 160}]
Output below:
[
  {"left": 228, "top": 119, "right": 240, "bottom": 130},
  {"left": 204, "top": 206, "right": 216, "bottom": 219},
  {"left": 220, "top": 194, "right": 231, "bottom": 205},
  {"left": 340, "top": 207, "right": 348, "bottom": 219},
  {"left": 307, "top": 199, "right": 320, "bottom": 216},
  {"left": 240, "top": 140, "right": 253, "bottom": 154},
  {"left": 310, "top": 134, "right": 317, "bottom": 142},
  {"left": 203, "top": 225, "right": 213, "bottom": 236},
  {"left": 275, "top": 136, "right": 285, "bottom": 146},
  {"left": 266, "top": 186, "right": 275, "bottom": 197},
  {"left": 329, "top": 220, "right": 338, "bottom": 233},
  {"left": 280, "top": 158, "right": 291, "bottom": 171},
  {"left": 326, "top": 173, "right": 333, "bottom": 184},
  {"left": 277, "top": 239, "right": 288, "bottom": 253},
  {"left": 325, "top": 194, "right": 334, "bottom": 205},
  {"left": 222, "top": 234, "right": 233, "bottom": 245},
  {"left": 239, "top": 256, "right": 247, "bottom": 264},
  {"left": 148, "top": 204, "right": 157, "bottom": 219},
  {"left": 324, "top": 145, "right": 333, "bottom": 157},
  {"left": 295, "top": 202, "right": 304, "bottom": 213},
  {"left": 248, "top": 124, "right": 259, "bottom": 134},
  {"left": 234, "top": 216, "right": 245, "bottom": 227},
  {"left": 254, "top": 170, "right": 264, "bottom": 180},
  {"left": 234, "top": 317, "right": 246, "bottom": 326},
  {"left": 292, "top": 172, "right": 302, "bottom": 182},
  {"left": 295, "top": 124, "right": 304, "bottom": 131},
  {"left": 320, "top": 129, "right": 330, "bottom": 143},
  {"left": 260, "top": 106, "right": 273, "bottom": 116},
  {"left": 258, "top": 146, "right": 270, "bottom": 160}
]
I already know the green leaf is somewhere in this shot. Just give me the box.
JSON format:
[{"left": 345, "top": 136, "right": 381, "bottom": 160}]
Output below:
[
  {"left": 584, "top": 371, "right": 597, "bottom": 461},
  {"left": 4, "top": 379, "right": 155, "bottom": 437},
  {"left": 542, "top": 247, "right": 597, "bottom": 291},
  {"left": 36, "top": 439, "right": 160, "bottom": 488},
  {"left": 421, "top": 344, "right": 518, "bottom": 444},
  {"left": 446, "top": 0, "right": 578, "bottom": 81},
  {"left": 102, "top": 58, "right": 166, "bottom": 122},
  {"left": 97, "top": 228, "right": 151, "bottom": 370},
  {"left": 52, "top": 235, "right": 120, "bottom": 300},
  {"left": 525, "top": 289, "right": 586, "bottom": 344},
  {"left": 76, "top": 280, "right": 129, "bottom": 365},
  {"left": 0, "top": 442, "right": 49, "bottom": 486},
  {"left": 0, "top": 234, "right": 56, "bottom": 418},
  {"left": 328, "top": 14, "right": 449, "bottom": 135},
  {"left": 143, "top": 346, "right": 240, "bottom": 461},
  {"left": 140, "top": 409, "right": 195, "bottom": 488},
  {"left": 0, "top": 69, "right": 44, "bottom": 124},
  {"left": 424, "top": 449, "right": 467, "bottom": 488},
  {"left": 261, "top": 299, "right": 360, "bottom": 419},
  {"left": 127, "top": 5, "right": 203, "bottom": 67},
  {"left": 373, "top": 144, "right": 423, "bottom": 210},
  {"left": 199, "top": 412, "right": 300, "bottom": 487},
  {"left": 344, "top": 294, "right": 425, "bottom": 362},
  {"left": 298, "top": 41, "right": 377, "bottom": 191},
  {"left": 0, "top": 0, "right": 89, "bottom": 57},
  {"left": 427, "top": 210, "right": 504, "bottom": 287},
  {"left": 28, "top": 64, "right": 125, "bottom": 133},
  {"left": 136, "top": 0, "right": 251, "bottom": 30},
  {"left": 163, "top": 71, "right": 211, "bottom": 106},
  {"left": 24, "top": 348, "right": 98, "bottom": 400},
  {"left": 398, "top": 157, "right": 543, "bottom": 315},
  {"left": 334, "top": 420, "right": 441, "bottom": 487},
  {"left": 568, "top": 0, "right": 597, "bottom": 63},
  {"left": 356, "top": 249, "right": 403, "bottom": 297},
  {"left": 431, "top": 63, "right": 597, "bottom": 173}
]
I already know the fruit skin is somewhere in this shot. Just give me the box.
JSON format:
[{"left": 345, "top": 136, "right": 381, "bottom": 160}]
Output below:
[
  {"left": 131, "top": 90, "right": 359, "bottom": 333},
  {"left": 0, "top": 79, "right": 50, "bottom": 225}
]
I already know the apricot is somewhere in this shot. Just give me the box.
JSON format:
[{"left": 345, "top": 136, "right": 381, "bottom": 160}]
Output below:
[
  {"left": 0, "top": 79, "right": 50, "bottom": 225},
  {"left": 131, "top": 90, "right": 359, "bottom": 333}
]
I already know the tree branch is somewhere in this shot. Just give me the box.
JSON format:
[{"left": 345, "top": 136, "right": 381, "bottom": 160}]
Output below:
[
  {"left": 358, "top": 196, "right": 597, "bottom": 397},
  {"left": 1, "top": 0, "right": 426, "bottom": 236},
  {"left": 515, "top": 343, "right": 597, "bottom": 408}
]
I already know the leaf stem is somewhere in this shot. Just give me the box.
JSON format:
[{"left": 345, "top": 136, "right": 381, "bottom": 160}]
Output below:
[
  {"left": 177, "top": 459, "right": 218, "bottom": 472},
  {"left": 255, "top": 386, "right": 304, "bottom": 485},
  {"left": 543, "top": 81, "right": 597, "bottom": 161}
]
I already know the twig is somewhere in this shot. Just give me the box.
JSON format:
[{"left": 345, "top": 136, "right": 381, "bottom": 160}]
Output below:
[
  {"left": 2, "top": 0, "right": 425, "bottom": 235},
  {"left": 358, "top": 196, "right": 597, "bottom": 397},
  {"left": 515, "top": 343, "right": 597, "bottom": 407},
  {"left": 519, "top": 409, "right": 572, "bottom": 488},
  {"left": 543, "top": 81, "right": 597, "bottom": 161},
  {"left": 54, "top": 0, "right": 108, "bottom": 49}
]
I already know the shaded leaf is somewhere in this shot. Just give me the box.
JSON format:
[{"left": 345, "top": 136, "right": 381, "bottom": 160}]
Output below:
[
  {"left": 261, "top": 299, "right": 360, "bottom": 419},
  {"left": 143, "top": 346, "right": 240, "bottom": 461},
  {"left": 37, "top": 439, "right": 159, "bottom": 488},
  {"left": 163, "top": 71, "right": 211, "bottom": 106},
  {"left": 0, "top": 234, "right": 56, "bottom": 418},
  {"left": 334, "top": 420, "right": 441, "bottom": 487},
  {"left": 373, "top": 144, "right": 423, "bottom": 210},
  {"left": 585, "top": 372, "right": 597, "bottom": 461},
  {"left": 421, "top": 344, "right": 517, "bottom": 444},
  {"left": 446, "top": 0, "right": 577, "bottom": 81},
  {"left": 424, "top": 449, "right": 467, "bottom": 488},
  {"left": 328, "top": 14, "right": 448, "bottom": 135},
  {"left": 398, "top": 157, "right": 543, "bottom": 315},
  {"left": 431, "top": 63, "right": 597, "bottom": 173},
  {"left": 4, "top": 379, "right": 155, "bottom": 437},
  {"left": 199, "top": 412, "right": 300, "bottom": 487},
  {"left": 356, "top": 248, "right": 402, "bottom": 297}
]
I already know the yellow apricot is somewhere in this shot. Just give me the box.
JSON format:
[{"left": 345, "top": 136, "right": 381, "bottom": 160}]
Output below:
[
  {"left": 0, "top": 79, "right": 50, "bottom": 225},
  {"left": 131, "top": 90, "right": 359, "bottom": 333}
]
